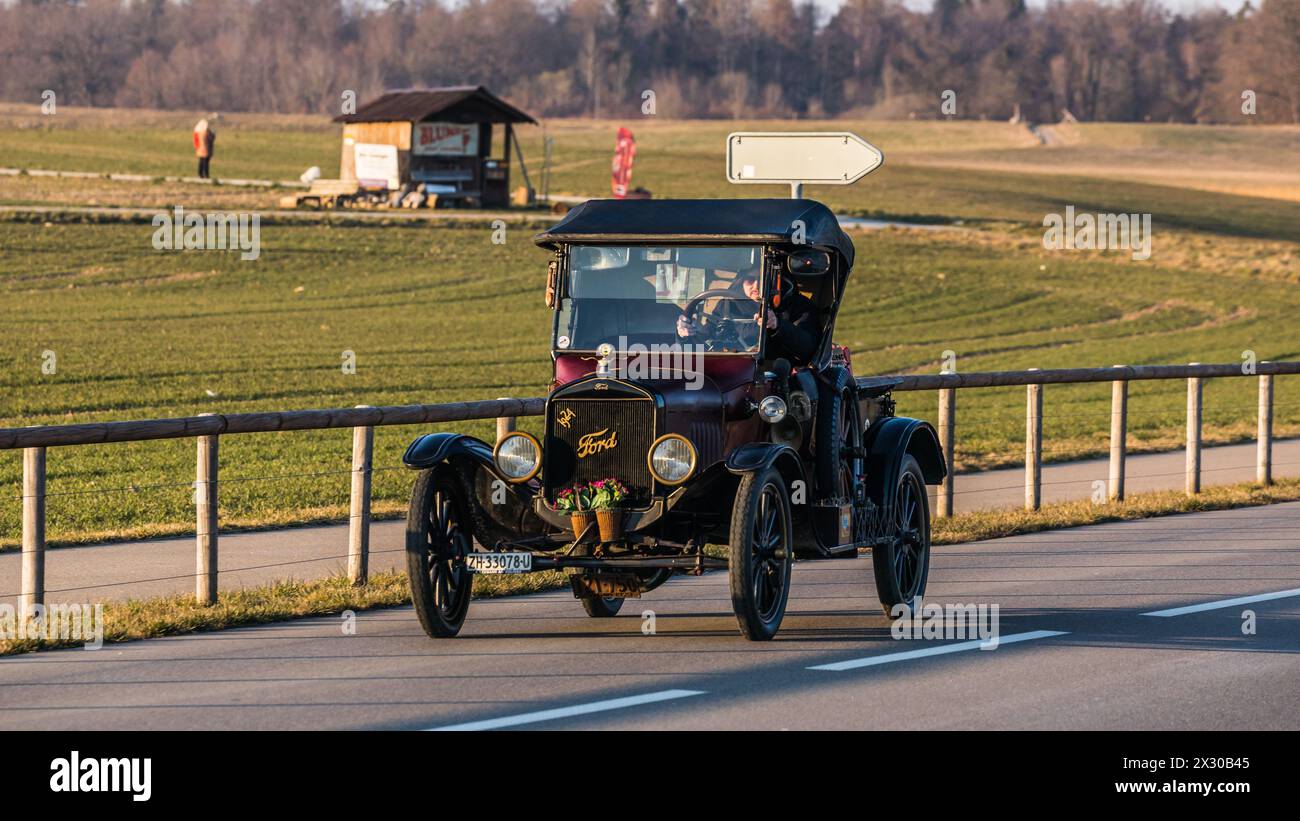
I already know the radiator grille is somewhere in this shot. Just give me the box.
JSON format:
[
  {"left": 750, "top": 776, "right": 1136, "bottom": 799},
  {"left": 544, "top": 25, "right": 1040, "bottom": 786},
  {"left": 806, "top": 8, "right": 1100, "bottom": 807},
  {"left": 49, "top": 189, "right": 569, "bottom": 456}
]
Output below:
[{"left": 546, "top": 399, "right": 655, "bottom": 503}]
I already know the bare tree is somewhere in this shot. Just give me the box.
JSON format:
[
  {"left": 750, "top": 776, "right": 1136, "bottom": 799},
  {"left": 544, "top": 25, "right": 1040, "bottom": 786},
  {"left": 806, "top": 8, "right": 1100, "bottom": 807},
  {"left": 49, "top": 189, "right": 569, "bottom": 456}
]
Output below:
[{"left": 0, "top": 0, "right": 1294, "bottom": 122}]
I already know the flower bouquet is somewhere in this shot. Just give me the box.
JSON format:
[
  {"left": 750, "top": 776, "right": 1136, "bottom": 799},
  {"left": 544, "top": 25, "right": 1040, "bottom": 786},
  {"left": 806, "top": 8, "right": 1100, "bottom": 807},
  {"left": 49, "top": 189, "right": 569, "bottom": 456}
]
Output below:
[
  {"left": 555, "top": 483, "right": 594, "bottom": 536},
  {"left": 588, "top": 478, "right": 630, "bottom": 542}
]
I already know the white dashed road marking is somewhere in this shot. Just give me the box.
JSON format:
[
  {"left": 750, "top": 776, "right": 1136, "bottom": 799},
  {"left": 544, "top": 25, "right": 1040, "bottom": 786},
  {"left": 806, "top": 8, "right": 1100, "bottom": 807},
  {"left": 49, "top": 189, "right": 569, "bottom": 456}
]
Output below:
[
  {"left": 807, "top": 630, "right": 1069, "bottom": 672},
  {"left": 1140, "top": 587, "right": 1300, "bottom": 617},
  {"left": 427, "top": 689, "right": 707, "bottom": 731}
]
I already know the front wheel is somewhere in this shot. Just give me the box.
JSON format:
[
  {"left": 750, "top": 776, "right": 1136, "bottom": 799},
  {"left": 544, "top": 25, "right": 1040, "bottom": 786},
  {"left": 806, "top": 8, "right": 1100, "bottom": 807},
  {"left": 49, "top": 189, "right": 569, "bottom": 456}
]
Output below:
[
  {"left": 728, "top": 467, "right": 793, "bottom": 641},
  {"left": 871, "top": 455, "right": 931, "bottom": 617},
  {"left": 406, "top": 468, "right": 475, "bottom": 638}
]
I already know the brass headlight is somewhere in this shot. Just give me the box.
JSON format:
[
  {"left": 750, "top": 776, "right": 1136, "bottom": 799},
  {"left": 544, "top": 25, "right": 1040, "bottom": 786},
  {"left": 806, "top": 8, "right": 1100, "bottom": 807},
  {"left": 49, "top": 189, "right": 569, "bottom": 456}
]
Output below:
[
  {"left": 648, "top": 434, "right": 697, "bottom": 485},
  {"left": 494, "top": 431, "right": 541, "bottom": 482}
]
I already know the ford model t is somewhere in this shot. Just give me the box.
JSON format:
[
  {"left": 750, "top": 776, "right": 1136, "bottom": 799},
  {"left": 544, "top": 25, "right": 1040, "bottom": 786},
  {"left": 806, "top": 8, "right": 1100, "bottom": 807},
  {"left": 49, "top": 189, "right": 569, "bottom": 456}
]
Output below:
[{"left": 402, "top": 197, "right": 946, "bottom": 640}]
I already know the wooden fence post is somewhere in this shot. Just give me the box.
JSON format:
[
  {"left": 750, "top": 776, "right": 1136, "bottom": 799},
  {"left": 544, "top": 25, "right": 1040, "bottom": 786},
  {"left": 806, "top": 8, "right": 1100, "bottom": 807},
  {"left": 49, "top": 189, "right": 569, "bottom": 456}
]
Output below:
[
  {"left": 21, "top": 446, "right": 46, "bottom": 617},
  {"left": 937, "top": 388, "right": 955, "bottom": 517},
  {"left": 1257, "top": 371, "right": 1273, "bottom": 486},
  {"left": 1025, "top": 378, "right": 1042, "bottom": 511},
  {"left": 1186, "top": 365, "right": 1202, "bottom": 496},
  {"left": 496, "top": 396, "right": 517, "bottom": 442},
  {"left": 195, "top": 425, "right": 219, "bottom": 604},
  {"left": 1109, "top": 366, "right": 1128, "bottom": 502},
  {"left": 348, "top": 405, "right": 374, "bottom": 585}
]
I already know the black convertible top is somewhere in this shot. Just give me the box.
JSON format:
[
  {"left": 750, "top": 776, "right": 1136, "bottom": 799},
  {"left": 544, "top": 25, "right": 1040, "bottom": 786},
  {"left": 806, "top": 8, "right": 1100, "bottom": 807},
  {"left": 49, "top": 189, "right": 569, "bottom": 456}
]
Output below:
[{"left": 534, "top": 198, "right": 855, "bottom": 267}]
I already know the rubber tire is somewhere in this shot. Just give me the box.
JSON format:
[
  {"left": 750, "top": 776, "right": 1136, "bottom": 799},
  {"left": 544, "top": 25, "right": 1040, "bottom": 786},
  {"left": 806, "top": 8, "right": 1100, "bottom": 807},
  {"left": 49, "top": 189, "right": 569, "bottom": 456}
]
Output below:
[
  {"left": 871, "top": 455, "right": 931, "bottom": 617},
  {"left": 406, "top": 468, "right": 474, "bottom": 638},
  {"left": 815, "top": 376, "right": 857, "bottom": 499},
  {"left": 637, "top": 568, "right": 674, "bottom": 594},
  {"left": 728, "top": 467, "right": 793, "bottom": 641},
  {"left": 580, "top": 595, "right": 625, "bottom": 617}
]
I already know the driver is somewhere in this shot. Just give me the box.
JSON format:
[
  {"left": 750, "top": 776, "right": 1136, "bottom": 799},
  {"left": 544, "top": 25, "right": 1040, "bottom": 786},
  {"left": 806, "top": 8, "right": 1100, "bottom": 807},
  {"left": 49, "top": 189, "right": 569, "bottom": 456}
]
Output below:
[{"left": 676, "top": 270, "right": 818, "bottom": 363}]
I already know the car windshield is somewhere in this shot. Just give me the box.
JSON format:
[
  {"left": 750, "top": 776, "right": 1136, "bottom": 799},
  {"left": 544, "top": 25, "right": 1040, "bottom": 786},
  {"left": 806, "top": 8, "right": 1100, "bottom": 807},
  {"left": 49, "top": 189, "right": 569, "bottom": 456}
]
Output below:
[{"left": 556, "top": 245, "right": 764, "bottom": 353}]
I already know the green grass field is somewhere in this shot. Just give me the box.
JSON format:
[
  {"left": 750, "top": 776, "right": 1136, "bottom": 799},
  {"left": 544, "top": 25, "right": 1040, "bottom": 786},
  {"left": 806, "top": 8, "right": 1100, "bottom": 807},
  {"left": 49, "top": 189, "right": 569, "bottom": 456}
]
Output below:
[
  {"left": 0, "top": 105, "right": 1297, "bottom": 546},
  {"left": 5, "top": 106, "right": 1299, "bottom": 233}
]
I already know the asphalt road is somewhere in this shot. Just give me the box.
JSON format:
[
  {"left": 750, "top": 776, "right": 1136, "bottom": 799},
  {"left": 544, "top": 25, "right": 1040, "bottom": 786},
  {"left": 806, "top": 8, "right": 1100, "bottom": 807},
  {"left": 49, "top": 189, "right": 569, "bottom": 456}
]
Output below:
[
  {"left": 2, "top": 501, "right": 1297, "bottom": 730},
  {"left": 3, "top": 438, "right": 1294, "bottom": 610}
]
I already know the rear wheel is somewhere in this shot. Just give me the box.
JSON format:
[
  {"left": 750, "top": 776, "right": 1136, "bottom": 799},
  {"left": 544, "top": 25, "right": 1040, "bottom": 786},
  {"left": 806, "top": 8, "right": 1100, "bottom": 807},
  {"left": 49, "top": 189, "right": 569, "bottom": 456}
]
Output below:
[
  {"left": 871, "top": 455, "right": 931, "bottom": 617},
  {"left": 580, "top": 595, "right": 625, "bottom": 618},
  {"left": 728, "top": 467, "right": 793, "bottom": 640},
  {"left": 834, "top": 394, "right": 862, "bottom": 503},
  {"left": 571, "top": 543, "right": 626, "bottom": 617},
  {"left": 406, "top": 468, "right": 474, "bottom": 638},
  {"left": 816, "top": 376, "right": 860, "bottom": 500}
]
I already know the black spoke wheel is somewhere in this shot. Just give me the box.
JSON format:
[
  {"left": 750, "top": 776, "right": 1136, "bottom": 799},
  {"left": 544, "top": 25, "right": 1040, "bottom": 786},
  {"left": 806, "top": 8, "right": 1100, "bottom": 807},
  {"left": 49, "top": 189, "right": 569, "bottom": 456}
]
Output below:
[
  {"left": 815, "top": 372, "right": 858, "bottom": 500},
  {"left": 835, "top": 393, "right": 862, "bottom": 503},
  {"left": 406, "top": 468, "right": 474, "bottom": 638},
  {"left": 871, "top": 455, "right": 931, "bottom": 617},
  {"left": 728, "top": 467, "right": 793, "bottom": 641}
]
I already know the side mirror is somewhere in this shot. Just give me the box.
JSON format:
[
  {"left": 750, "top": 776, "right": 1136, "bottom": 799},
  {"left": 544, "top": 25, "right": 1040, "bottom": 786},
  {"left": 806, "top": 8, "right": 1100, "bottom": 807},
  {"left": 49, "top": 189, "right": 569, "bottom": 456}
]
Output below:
[
  {"left": 786, "top": 249, "right": 832, "bottom": 276},
  {"left": 545, "top": 259, "right": 558, "bottom": 309}
]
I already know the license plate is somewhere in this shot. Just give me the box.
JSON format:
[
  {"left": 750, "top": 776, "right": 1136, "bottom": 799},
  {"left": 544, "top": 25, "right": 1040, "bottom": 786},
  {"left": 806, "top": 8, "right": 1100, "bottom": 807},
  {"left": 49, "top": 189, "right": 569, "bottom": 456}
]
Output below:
[{"left": 466, "top": 552, "right": 532, "bottom": 574}]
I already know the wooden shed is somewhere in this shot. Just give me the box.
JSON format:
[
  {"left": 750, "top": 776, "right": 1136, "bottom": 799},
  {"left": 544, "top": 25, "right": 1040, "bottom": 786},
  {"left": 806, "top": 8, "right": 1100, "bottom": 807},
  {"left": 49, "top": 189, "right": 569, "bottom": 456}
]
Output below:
[{"left": 332, "top": 86, "right": 537, "bottom": 208}]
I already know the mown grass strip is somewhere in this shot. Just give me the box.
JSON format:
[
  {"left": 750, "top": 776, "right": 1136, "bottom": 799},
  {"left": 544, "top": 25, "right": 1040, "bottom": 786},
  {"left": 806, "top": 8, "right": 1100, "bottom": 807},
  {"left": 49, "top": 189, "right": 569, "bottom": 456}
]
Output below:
[
  {"left": 932, "top": 477, "right": 1300, "bottom": 545},
  {"left": 0, "top": 567, "right": 569, "bottom": 656}
]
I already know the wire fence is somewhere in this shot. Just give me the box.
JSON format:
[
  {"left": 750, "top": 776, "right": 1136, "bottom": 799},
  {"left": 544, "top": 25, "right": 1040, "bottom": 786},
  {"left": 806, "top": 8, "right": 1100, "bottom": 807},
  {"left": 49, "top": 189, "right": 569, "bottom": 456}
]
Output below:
[{"left": 1, "top": 361, "right": 1297, "bottom": 610}]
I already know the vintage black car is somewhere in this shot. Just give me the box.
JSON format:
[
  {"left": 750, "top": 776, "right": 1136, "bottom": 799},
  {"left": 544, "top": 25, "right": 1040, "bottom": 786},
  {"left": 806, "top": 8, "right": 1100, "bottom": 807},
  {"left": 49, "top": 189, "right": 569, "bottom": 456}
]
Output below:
[{"left": 402, "top": 198, "right": 946, "bottom": 640}]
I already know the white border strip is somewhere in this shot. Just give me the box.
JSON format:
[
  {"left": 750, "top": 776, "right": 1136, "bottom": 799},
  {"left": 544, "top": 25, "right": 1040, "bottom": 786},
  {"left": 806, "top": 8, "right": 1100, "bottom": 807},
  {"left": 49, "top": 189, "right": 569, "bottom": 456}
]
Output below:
[
  {"left": 808, "top": 630, "right": 1068, "bottom": 672},
  {"left": 1140, "top": 587, "right": 1300, "bottom": 617},
  {"left": 427, "top": 689, "right": 706, "bottom": 731}
]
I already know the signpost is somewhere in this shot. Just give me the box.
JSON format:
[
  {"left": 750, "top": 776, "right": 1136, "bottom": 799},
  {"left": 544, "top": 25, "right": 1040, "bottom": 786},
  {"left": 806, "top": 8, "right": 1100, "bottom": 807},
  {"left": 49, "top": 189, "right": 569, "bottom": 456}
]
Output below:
[{"left": 726, "top": 131, "right": 884, "bottom": 198}]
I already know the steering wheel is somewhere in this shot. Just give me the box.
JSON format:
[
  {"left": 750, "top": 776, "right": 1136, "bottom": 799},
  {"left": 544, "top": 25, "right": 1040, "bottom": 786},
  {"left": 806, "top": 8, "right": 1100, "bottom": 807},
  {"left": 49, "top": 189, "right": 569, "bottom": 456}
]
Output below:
[{"left": 681, "top": 289, "right": 760, "bottom": 350}]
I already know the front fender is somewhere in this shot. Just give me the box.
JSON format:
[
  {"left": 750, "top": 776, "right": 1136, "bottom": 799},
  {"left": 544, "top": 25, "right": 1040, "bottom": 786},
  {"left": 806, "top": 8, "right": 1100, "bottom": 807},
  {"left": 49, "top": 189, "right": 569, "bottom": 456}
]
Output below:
[
  {"left": 725, "top": 442, "right": 805, "bottom": 490},
  {"left": 862, "top": 417, "right": 946, "bottom": 505},
  {"left": 402, "top": 432, "right": 546, "bottom": 543},
  {"left": 402, "top": 432, "right": 496, "bottom": 471}
]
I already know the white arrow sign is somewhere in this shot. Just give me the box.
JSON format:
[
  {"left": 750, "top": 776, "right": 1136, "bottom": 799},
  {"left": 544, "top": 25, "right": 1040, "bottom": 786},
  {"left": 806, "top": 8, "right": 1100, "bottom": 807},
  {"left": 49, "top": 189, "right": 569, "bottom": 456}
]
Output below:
[{"left": 726, "top": 131, "right": 884, "bottom": 197}]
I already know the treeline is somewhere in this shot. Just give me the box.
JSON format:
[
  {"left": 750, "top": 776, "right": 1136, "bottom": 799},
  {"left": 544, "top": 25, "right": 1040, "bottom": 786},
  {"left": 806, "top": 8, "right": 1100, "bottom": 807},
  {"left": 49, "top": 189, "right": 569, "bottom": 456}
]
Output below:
[{"left": 1, "top": 0, "right": 1297, "bottom": 123}]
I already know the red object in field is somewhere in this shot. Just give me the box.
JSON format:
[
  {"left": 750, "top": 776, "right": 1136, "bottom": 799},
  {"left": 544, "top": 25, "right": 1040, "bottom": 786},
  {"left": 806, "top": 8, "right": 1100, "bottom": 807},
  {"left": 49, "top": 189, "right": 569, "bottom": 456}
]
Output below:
[{"left": 611, "top": 127, "right": 636, "bottom": 198}]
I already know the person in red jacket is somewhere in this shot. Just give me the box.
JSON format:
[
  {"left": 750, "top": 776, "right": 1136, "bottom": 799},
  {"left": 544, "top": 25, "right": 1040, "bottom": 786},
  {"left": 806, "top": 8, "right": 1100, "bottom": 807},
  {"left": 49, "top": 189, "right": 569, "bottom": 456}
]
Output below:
[{"left": 193, "top": 117, "right": 217, "bottom": 179}]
